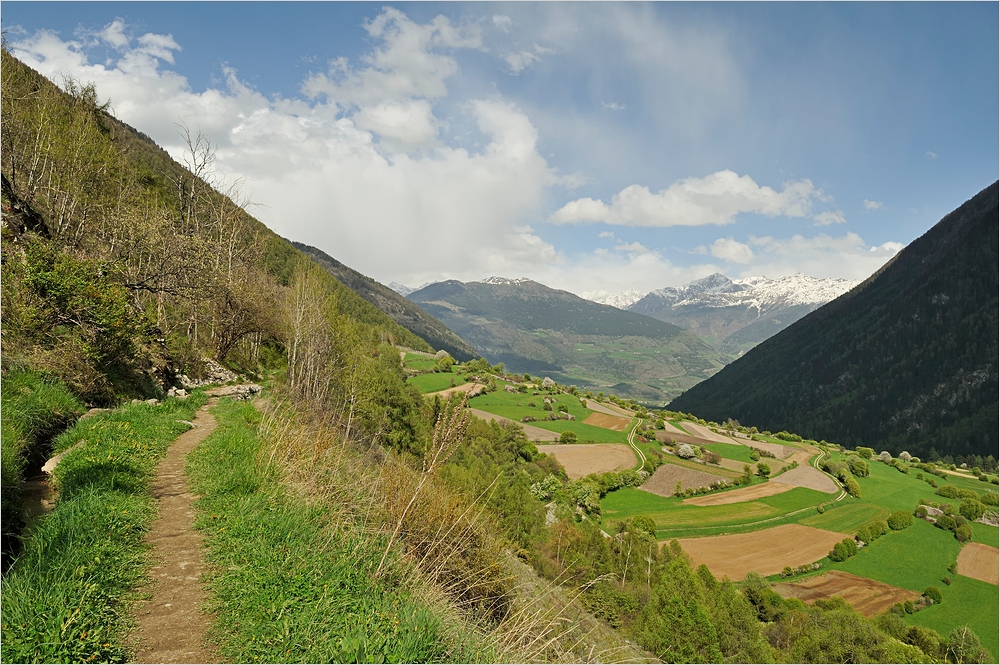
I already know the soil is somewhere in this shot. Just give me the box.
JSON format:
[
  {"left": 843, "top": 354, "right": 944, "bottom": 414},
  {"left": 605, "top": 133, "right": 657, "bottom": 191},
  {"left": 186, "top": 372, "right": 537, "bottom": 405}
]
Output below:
[
  {"left": 674, "top": 524, "right": 848, "bottom": 580},
  {"left": 129, "top": 399, "right": 220, "bottom": 663},
  {"left": 956, "top": 542, "right": 999, "bottom": 585},
  {"left": 535, "top": 443, "right": 636, "bottom": 479},
  {"left": 640, "top": 462, "right": 730, "bottom": 497},
  {"left": 467, "top": 408, "right": 560, "bottom": 441},
  {"left": 770, "top": 463, "right": 839, "bottom": 493},
  {"left": 583, "top": 399, "right": 635, "bottom": 418},
  {"left": 582, "top": 412, "right": 631, "bottom": 431},
  {"left": 428, "top": 382, "right": 485, "bottom": 400},
  {"left": 682, "top": 481, "right": 795, "bottom": 506},
  {"left": 773, "top": 570, "right": 921, "bottom": 617},
  {"left": 680, "top": 422, "right": 741, "bottom": 445}
]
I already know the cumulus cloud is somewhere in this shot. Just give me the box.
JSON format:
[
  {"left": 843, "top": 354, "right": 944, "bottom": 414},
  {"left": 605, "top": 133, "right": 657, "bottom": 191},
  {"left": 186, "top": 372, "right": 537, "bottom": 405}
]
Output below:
[
  {"left": 492, "top": 15, "right": 512, "bottom": 32},
  {"left": 550, "top": 170, "right": 819, "bottom": 227},
  {"left": 711, "top": 238, "right": 754, "bottom": 264},
  {"left": 504, "top": 44, "right": 552, "bottom": 74},
  {"left": 743, "top": 232, "right": 903, "bottom": 280},
  {"left": 602, "top": 101, "right": 626, "bottom": 111},
  {"left": 925, "top": 151, "right": 937, "bottom": 160},
  {"left": 813, "top": 210, "right": 846, "bottom": 226},
  {"left": 863, "top": 199, "right": 883, "bottom": 210},
  {"left": 11, "top": 14, "right": 562, "bottom": 286}
]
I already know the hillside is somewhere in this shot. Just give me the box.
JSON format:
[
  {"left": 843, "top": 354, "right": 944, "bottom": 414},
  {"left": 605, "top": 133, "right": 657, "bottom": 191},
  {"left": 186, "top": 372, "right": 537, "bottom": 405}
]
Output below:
[
  {"left": 291, "top": 241, "right": 477, "bottom": 360},
  {"left": 628, "top": 273, "right": 859, "bottom": 356},
  {"left": 408, "top": 277, "right": 728, "bottom": 401},
  {"left": 670, "top": 182, "right": 999, "bottom": 460}
]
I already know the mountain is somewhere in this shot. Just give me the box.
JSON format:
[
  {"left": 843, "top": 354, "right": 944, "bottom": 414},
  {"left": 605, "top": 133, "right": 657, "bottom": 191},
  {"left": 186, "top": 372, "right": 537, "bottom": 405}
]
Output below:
[
  {"left": 629, "top": 273, "right": 860, "bottom": 356},
  {"left": 580, "top": 289, "right": 645, "bottom": 310},
  {"left": 407, "top": 277, "right": 728, "bottom": 402},
  {"left": 388, "top": 282, "right": 418, "bottom": 296},
  {"left": 291, "top": 242, "right": 478, "bottom": 361},
  {"left": 669, "top": 182, "right": 999, "bottom": 459}
]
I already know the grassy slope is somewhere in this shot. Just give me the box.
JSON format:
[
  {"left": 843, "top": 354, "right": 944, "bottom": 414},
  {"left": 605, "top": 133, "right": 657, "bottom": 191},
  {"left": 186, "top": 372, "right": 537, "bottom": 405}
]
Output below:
[
  {"left": 0, "top": 395, "right": 206, "bottom": 663},
  {"left": 468, "top": 388, "right": 630, "bottom": 443},
  {"left": 407, "top": 372, "right": 469, "bottom": 394},
  {"left": 186, "top": 399, "right": 475, "bottom": 663}
]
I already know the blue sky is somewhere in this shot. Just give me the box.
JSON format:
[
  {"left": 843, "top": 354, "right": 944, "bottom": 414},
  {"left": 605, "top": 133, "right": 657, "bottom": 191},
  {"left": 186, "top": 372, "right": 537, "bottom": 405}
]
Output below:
[{"left": 4, "top": 2, "right": 997, "bottom": 295}]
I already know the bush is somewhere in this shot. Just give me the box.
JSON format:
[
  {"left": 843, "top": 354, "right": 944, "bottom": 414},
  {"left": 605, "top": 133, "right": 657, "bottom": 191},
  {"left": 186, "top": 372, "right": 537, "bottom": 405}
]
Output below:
[
  {"left": 935, "top": 515, "right": 956, "bottom": 531},
  {"left": 981, "top": 491, "right": 999, "bottom": 506},
  {"left": 923, "top": 586, "right": 942, "bottom": 604},
  {"left": 558, "top": 430, "right": 577, "bottom": 444},
  {"left": 937, "top": 485, "right": 960, "bottom": 499},
  {"left": 677, "top": 444, "right": 696, "bottom": 459},
  {"left": 749, "top": 449, "right": 761, "bottom": 461},
  {"left": 856, "top": 446, "right": 875, "bottom": 459},
  {"left": 914, "top": 505, "right": 928, "bottom": 518},
  {"left": 756, "top": 462, "right": 771, "bottom": 478},
  {"left": 955, "top": 525, "right": 973, "bottom": 542},
  {"left": 781, "top": 566, "right": 794, "bottom": 578},
  {"left": 631, "top": 516, "right": 657, "bottom": 539},
  {"left": 887, "top": 511, "right": 914, "bottom": 530},
  {"left": 849, "top": 458, "right": 870, "bottom": 477},
  {"left": 845, "top": 477, "right": 862, "bottom": 498},
  {"left": 959, "top": 499, "right": 986, "bottom": 521},
  {"left": 942, "top": 576, "right": 952, "bottom": 586}
]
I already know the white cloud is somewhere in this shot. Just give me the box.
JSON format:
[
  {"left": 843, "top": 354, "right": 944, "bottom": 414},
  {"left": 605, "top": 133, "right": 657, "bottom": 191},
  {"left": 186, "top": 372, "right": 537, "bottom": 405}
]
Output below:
[
  {"left": 711, "top": 238, "right": 754, "bottom": 264},
  {"left": 11, "top": 17, "right": 562, "bottom": 287},
  {"left": 925, "top": 151, "right": 937, "bottom": 160},
  {"left": 301, "top": 7, "right": 481, "bottom": 107},
  {"left": 550, "top": 170, "right": 819, "bottom": 227},
  {"left": 862, "top": 199, "right": 883, "bottom": 210},
  {"left": 504, "top": 44, "right": 552, "bottom": 74},
  {"left": 492, "top": 15, "right": 512, "bottom": 33},
  {"left": 614, "top": 241, "right": 650, "bottom": 257},
  {"left": 871, "top": 241, "right": 904, "bottom": 253},
  {"left": 743, "top": 232, "right": 903, "bottom": 280},
  {"left": 598, "top": 231, "right": 615, "bottom": 239},
  {"left": 602, "top": 101, "right": 626, "bottom": 111},
  {"left": 813, "top": 210, "right": 846, "bottom": 226}
]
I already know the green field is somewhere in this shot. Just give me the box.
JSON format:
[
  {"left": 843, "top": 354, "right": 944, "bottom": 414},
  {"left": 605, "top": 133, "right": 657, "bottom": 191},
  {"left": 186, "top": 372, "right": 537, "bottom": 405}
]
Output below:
[
  {"left": 905, "top": 574, "right": 999, "bottom": 662},
  {"left": 403, "top": 357, "right": 439, "bottom": 371},
  {"left": 407, "top": 372, "right": 468, "bottom": 394},
  {"left": 469, "top": 388, "right": 631, "bottom": 443},
  {"left": 702, "top": 442, "right": 758, "bottom": 464},
  {"left": 601, "top": 486, "right": 829, "bottom": 539}
]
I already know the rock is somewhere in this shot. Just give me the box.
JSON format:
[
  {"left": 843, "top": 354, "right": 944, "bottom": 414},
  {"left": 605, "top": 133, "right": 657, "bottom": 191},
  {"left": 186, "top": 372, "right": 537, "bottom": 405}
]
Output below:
[
  {"left": 542, "top": 377, "right": 556, "bottom": 388},
  {"left": 434, "top": 350, "right": 450, "bottom": 359},
  {"left": 145, "top": 398, "right": 159, "bottom": 405},
  {"left": 178, "top": 358, "right": 240, "bottom": 389}
]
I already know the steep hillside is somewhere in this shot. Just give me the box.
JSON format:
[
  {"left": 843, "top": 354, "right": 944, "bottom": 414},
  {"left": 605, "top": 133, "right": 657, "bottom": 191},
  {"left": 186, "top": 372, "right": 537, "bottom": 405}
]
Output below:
[
  {"left": 408, "top": 277, "right": 727, "bottom": 401},
  {"left": 670, "top": 182, "right": 999, "bottom": 459},
  {"left": 629, "top": 273, "right": 859, "bottom": 356},
  {"left": 291, "top": 241, "right": 477, "bottom": 360}
]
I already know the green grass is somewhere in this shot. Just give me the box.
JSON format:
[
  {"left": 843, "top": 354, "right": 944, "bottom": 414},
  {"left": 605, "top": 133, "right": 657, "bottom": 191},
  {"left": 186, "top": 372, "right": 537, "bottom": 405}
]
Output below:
[
  {"left": 403, "top": 357, "right": 439, "bottom": 371},
  {"left": 601, "top": 486, "right": 828, "bottom": 539},
  {"left": 1, "top": 370, "right": 85, "bottom": 561},
  {"left": 798, "top": 500, "right": 891, "bottom": 533},
  {"left": 407, "top": 371, "right": 468, "bottom": 394},
  {"left": 969, "top": 521, "right": 999, "bottom": 548},
  {"left": 904, "top": 574, "right": 999, "bottom": 662},
  {"left": 186, "top": 399, "right": 476, "bottom": 663},
  {"left": 0, "top": 394, "right": 206, "bottom": 664},
  {"left": 828, "top": 519, "right": 961, "bottom": 592},
  {"left": 469, "top": 388, "right": 630, "bottom": 443},
  {"left": 701, "top": 442, "right": 758, "bottom": 464}
]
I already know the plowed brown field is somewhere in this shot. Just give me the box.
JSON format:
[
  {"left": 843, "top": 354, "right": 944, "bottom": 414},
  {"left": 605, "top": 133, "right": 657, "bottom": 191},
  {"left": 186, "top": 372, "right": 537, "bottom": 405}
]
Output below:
[
  {"left": 583, "top": 412, "right": 632, "bottom": 431},
  {"left": 675, "top": 524, "right": 847, "bottom": 580},
  {"left": 773, "top": 571, "right": 921, "bottom": 617},
  {"left": 682, "top": 481, "right": 794, "bottom": 506},
  {"left": 468, "top": 408, "right": 559, "bottom": 441},
  {"left": 640, "top": 462, "right": 729, "bottom": 497},
  {"left": 535, "top": 443, "right": 636, "bottom": 479},
  {"left": 681, "top": 422, "right": 740, "bottom": 444},
  {"left": 771, "top": 464, "right": 839, "bottom": 493},
  {"left": 957, "top": 542, "right": 999, "bottom": 585}
]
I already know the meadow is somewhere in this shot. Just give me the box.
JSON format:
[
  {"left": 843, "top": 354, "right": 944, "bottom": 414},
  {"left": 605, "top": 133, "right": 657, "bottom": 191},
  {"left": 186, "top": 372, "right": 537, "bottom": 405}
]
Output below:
[
  {"left": 407, "top": 372, "right": 468, "bottom": 394},
  {"left": 468, "top": 388, "right": 632, "bottom": 444}
]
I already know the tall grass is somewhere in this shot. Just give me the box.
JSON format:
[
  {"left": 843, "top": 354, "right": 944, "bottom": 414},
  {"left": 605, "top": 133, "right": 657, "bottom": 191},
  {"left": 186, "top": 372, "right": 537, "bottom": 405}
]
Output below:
[
  {"left": 240, "top": 393, "right": 648, "bottom": 663},
  {"left": 0, "top": 395, "right": 206, "bottom": 663},
  {"left": 1, "top": 369, "right": 84, "bottom": 565}
]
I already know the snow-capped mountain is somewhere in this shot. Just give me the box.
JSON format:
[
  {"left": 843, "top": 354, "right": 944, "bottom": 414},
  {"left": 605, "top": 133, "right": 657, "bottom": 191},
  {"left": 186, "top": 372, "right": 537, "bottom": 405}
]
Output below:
[
  {"left": 476, "top": 276, "right": 533, "bottom": 286},
  {"left": 630, "top": 273, "right": 860, "bottom": 356},
  {"left": 388, "top": 281, "right": 431, "bottom": 296},
  {"left": 580, "top": 289, "right": 646, "bottom": 310}
]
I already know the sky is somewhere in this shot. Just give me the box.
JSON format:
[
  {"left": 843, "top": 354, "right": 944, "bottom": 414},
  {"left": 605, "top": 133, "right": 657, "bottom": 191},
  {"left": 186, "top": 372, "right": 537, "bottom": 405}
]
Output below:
[{"left": 4, "top": 2, "right": 997, "bottom": 296}]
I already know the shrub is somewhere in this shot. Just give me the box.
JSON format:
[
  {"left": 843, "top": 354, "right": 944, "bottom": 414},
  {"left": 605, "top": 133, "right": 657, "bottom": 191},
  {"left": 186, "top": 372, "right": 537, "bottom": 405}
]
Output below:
[
  {"left": 677, "top": 444, "right": 696, "bottom": 459},
  {"left": 887, "top": 511, "right": 914, "bottom": 530},
  {"left": 981, "top": 491, "right": 999, "bottom": 506},
  {"left": 878, "top": 451, "right": 892, "bottom": 463},
  {"left": 756, "top": 462, "right": 771, "bottom": 478},
  {"left": 937, "top": 485, "right": 960, "bottom": 499},
  {"left": 924, "top": 586, "right": 942, "bottom": 604},
  {"left": 856, "top": 446, "right": 875, "bottom": 459},
  {"left": 630, "top": 515, "right": 657, "bottom": 539},
  {"left": 749, "top": 449, "right": 761, "bottom": 461},
  {"left": 849, "top": 458, "right": 870, "bottom": 477},
  {"left": 781, "top": 566, "right": 794, "bottom": 578},
  {"left": 845, "top": 477, "right": 862, "bottom": 498},
  {"left": 829, "top": 541, "right": 850, "bottom": 562},
  {"left": 942, "top": 576, "right": 952, "bottom": 586},
  {"left": 959, "top": 499, "right": 986, "bottom": 521},
  {"left": 954, "top": 525, "right": 973, "bottom": 542},
  {"left": 558, "top": 430, "right": 577, "bottom": 444},
  {"left": 935, "top": 515, "right": 956, "bottom": 531}
]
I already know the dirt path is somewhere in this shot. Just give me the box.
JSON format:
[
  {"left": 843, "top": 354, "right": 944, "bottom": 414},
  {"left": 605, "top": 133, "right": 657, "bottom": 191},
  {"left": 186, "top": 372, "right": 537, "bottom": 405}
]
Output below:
[{"left": 130, "top": 399, "right": 220, "bottom": 663}]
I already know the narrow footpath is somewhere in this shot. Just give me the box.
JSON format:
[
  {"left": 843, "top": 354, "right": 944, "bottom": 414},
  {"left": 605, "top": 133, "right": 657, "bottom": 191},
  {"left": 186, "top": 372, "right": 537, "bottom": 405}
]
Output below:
[{"left": 130, "top": 398, "right": 220, "bottom": 664}]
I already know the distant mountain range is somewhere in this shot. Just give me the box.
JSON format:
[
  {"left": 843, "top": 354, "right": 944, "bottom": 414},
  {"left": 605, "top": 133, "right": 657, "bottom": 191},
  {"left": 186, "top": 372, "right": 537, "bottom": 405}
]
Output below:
[
  {"left": 580, "top": 289, "right": 645, "bottom": 310},
  {"left": 670, "top": 182, "right": 999, "bottom": 459},
  {"left": 626, "top": 273, "right": 860, "bottom": 356},
  {"left": 292, "top": 242, "right": 478, "bottom": 361},
  {"left": 407, "top": 277, "right": 727, "bottom": 402}
]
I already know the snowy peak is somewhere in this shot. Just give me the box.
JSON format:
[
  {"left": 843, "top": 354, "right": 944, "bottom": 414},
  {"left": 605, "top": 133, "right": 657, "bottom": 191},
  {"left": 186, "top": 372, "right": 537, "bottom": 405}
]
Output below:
[
  {"left": 580, "top": 289, "right": 645, "bottom": 310},
  {"left": 477, "top": 276, "right": 533, "bottom": 286},
  {"left": 641, "top": 273, "right": 858, "bottom": 311},
  {"left": 732, "top": 274, "right": 860, "bottom": 307}
]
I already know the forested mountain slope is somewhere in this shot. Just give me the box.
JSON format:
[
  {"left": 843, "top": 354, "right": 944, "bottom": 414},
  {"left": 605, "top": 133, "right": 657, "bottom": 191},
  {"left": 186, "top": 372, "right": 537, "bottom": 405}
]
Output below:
[
  {"left": 409, "top": 277, "right": 727, "bottom": 401},
  {"left": 291, "top": 241, "right": 477, "bottom": 360},
  {"left": 670, "top": 182, "right": 999, "bottom": 459}
]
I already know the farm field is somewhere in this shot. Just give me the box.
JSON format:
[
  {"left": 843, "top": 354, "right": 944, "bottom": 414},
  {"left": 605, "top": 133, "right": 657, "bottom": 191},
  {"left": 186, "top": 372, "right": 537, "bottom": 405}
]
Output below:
[
  {"left": 904, "top": 573, "right": 999, "bottom": 661},
  {"left": 468, "top": 388, "right": 632, "bottom": 443},
  {"left": 603, "top": 486, "right": 829, "bottom": 539},
  {"left": 702, "top": 442, "right": 758, "bottom": 464},
  {"left": 535, "top": 443, "right": 637, "bottom": 479},
  {"left": 407, "top": 372, "right": 469, "bottom": 394},
  {"left": 769, "top": 463, "right": 839, "bottom": 493},
  {"left": 468, "top": 408, "right": 559, "bottom": 441},
  {"left": 772, "top": 570, "right": 921, "bottom": 617},
  {"left": 658, "top": 453, "right": 742, "bottom": 479},
  {"left": 582, "top": 412, "right": 631, "bottom": 431},
  {"left": 682, "top": 481, "right": 794, "bottom": 506},
  {"left": 640, "top": 461, "right": 730, "bottom": 496},
  {"left": 677, "top": 524, "right": 848, "bottom": 580},
  {"left": 957, "top": 542, "right": 999, "bottom": 585}
]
